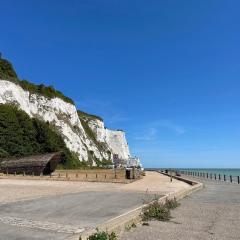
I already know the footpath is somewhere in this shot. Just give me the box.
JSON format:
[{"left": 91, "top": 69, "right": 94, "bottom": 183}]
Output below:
[{"left": 120, "top": 177, "right": 240, "bottom": 240}]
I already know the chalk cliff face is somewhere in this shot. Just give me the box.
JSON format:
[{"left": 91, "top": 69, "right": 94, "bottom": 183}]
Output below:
[
  {"left": 88, "top": 119, "right": 130, "bottom": 160},
  {"left": 0, "top": 80, "right": 130, "bottom": 163}
]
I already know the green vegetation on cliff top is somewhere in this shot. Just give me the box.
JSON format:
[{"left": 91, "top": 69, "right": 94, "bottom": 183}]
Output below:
[
  {"left": 0, "top": 57, "right": 108, "bottom": 168},
  {"left": 0, "top": 58, "right": 74, "bottom": 104},
  {"left": 77, "top": 110, "right": 103, "bottom": 122}
]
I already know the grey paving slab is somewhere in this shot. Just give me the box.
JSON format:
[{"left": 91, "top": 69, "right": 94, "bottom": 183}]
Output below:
[{"left": 120, "top": 178, "right": 240, "bottom": 240}]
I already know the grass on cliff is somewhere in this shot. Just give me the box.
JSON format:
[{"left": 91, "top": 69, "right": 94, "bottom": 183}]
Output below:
[
  {"left": 79, "top": 116, "right": 112, "bottom": 167},
  {"left": 77, "top": 110, "right": 103, "bottom": 122},
  {"left": 0, "top": 58, "right": 74, "bottom": 104}
]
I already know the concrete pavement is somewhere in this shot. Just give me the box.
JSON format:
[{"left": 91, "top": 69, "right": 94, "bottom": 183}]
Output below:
[
  {"left": 120, "top": 178, "right": 240, "bottom": 240},
  {"left": 0, "top": 172, "right": 191, "bottom": 240}
]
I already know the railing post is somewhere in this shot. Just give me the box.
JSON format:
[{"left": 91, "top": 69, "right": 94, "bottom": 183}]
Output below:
[
  {"left": 224, "top": 175, "right": 226, "bottom": 181},
  {"left": 207, "top": 173, "right": 208, "bottom": 178},
  {"left": 219, "top": 174, "right": 221, "bottom": 180},
  {"left": 230, "top": 175, "right": 232, "bottom": 183},
  {"left": 238, "top": 176, "right": 240, "bottom": 184},
  {"left": 214, "top": 174, "right": 216, "bottom": 180}
]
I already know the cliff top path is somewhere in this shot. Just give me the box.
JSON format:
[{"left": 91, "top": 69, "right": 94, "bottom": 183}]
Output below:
[
  {"left": 120, "top": 175, "right": 240, "bottom": 240},
  {"left": 0, "top": 172, "right": 189, "bottom": 240}
]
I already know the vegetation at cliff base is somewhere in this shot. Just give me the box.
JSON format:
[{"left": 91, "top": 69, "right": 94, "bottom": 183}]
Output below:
[
  {"left": 0, "top": 58, "right": 74, "bottom": 104},
  {"left": 0, "top": 104, "right": 81, "bottom": 168}
]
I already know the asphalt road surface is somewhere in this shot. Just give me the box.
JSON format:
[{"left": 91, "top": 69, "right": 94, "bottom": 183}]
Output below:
[
  {"left": 0, "top": 191, "right": 149, "bottom": 240},
  {"left": 120, "top": 178, "right": 240, "bottom": 240}
]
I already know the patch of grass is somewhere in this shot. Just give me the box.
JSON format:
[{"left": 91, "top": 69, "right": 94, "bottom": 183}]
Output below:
[
  {"left": 86, "top": 230, "right": 117, "bottom": 240},
  {"left": 77, "top": 110, "right": 103, "bottom": 122},
  {"left": 131, "top": 222, "right": 137, "bottom": 228},
  {"left": 141, "top": 200, "right": 171, "bottom": 222},
  {"left": 125, "top": 222, "right": 137, "bottom": 232},
  {"left": 165, "top": 198, "right": 180, "bottom": 209}
]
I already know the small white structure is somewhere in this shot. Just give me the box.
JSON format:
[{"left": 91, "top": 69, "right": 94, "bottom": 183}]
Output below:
[
  {"left": 126, "top": 156, "right": 143, "bottom": 170},
  {"left": 113, "top": 154, "right": 143, "bottom": 170}
]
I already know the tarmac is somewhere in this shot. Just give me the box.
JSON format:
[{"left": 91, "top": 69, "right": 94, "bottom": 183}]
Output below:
[
  {"left": 120, "top": 177, "right": 240, "bottom": 240},
  {"left": 0, "top": 172, "right": 190, "bottom": 240}
]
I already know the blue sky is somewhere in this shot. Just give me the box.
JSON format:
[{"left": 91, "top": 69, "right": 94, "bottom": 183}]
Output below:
[{"left": 1, "top": 0, "right": 240, "bottom": 168}]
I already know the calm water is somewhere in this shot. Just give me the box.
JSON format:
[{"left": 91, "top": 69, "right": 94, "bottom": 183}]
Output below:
[
  {"left": 178, "top": 168, "right": 240, "bottom": 177},
  {"left": 146, "top": 168, "right": 240, "bottom": 182},
  {"left": 146, "top": 168, "right": 240, "bottom": 176}
]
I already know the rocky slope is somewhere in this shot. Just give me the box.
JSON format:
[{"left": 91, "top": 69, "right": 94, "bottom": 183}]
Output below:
[{"left": 0, "top": 79, "right": 130, "bottom": 164}]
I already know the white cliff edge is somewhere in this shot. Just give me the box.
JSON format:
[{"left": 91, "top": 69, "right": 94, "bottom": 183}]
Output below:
[{"left": 0, "top": 80, "right": 131, "bottom": 163}]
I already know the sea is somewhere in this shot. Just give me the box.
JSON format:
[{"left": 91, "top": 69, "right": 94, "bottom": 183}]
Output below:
[
  {"left": 146, "top": 168, "right": 240, "bottom": 182},
  {"left": 178, "top": 168, "right": 240, "bottom": 177},
  {"left": 146, "top": 168, "right": 240, "bottom": 176}
]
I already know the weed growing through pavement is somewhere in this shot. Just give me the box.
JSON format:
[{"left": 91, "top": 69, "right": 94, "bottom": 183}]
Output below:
[
  {"left": 165, "top": 197, "right": 180, "bottom": 209},
  {"left": 141, "top": 196, "right": 180, "bottom": 222},
  {"left": 85, "top": 229, "right": 117, "bottom": 240},
  {"left": 141, "top": 200, "right": 171, "bottom": 222}
]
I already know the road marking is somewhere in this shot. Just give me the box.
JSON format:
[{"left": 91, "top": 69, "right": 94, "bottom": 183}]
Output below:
[{"left": 0, "top": 216, "right": 85, "bottom": 234}]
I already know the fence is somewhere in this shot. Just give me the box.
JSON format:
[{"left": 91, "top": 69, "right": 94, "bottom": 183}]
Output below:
[
  {"left": 0, "top": 168, "right": 142, "bottom": 183},
  {"left": 159, "top": 169, "right": 240, "bottom": 184}
]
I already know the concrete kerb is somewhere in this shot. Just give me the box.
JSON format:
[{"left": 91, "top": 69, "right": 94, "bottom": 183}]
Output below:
[{"left": 68, "top": 172, "right": 203, "bottom": 240}]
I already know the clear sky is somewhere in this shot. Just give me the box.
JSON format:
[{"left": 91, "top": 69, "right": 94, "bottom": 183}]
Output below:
[{"left": 1, "top": 0, "right": 240, "bottom": 168}]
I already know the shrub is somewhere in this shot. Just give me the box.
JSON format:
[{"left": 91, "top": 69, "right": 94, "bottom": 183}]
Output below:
[
  {"left": 165, "top": 198, "right": 180, "bottom": 209},
  {"left": 0, "top": 59, "right": 18, "bottom": 79},
  {"left": 0, "top": 104, "right": 80, "bottom": 168},
  {"left": 141, "top": 200, "right": 171, "bottom": 222},
  {"left": 77, "top": 110, "right": 103, "bottom": 122},
  {"left": 87, "top": 230, "right": 117, "bottom": 240}
]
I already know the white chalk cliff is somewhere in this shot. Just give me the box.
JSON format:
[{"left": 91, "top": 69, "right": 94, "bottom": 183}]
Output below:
[{"left": 0, "top": 80, "right": 131, "bottom": 163}]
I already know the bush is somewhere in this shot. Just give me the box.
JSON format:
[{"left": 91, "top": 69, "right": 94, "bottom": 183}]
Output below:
[
  {"left": 165, "top": 198, "right": 180, "bottom": 209},
  {"left": 0, "top": 104, "right": 80, "bottom": 168},
  {"left": 87, "top": 230, "right": 117, "bottom": 240},
  {"left": 0, "top": 59, "right": 18, "bottom": 79},
  {"left": 77, "top": 110, "right": 103, "bottom": 122},
  {"left": 141, "top": 200, "right": 171, "bottom": 222}
]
